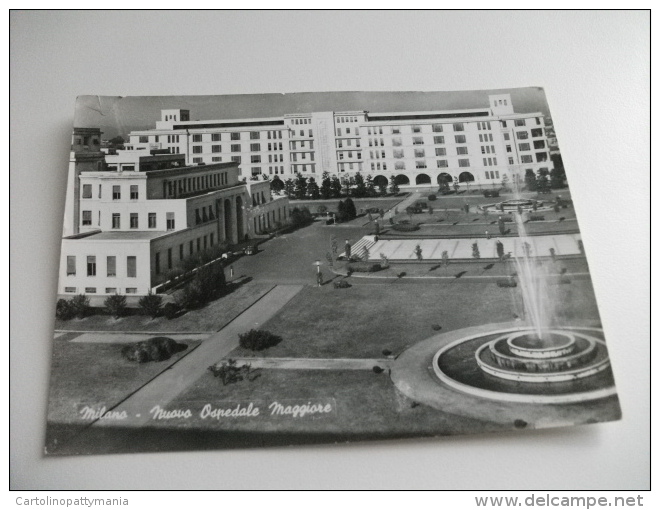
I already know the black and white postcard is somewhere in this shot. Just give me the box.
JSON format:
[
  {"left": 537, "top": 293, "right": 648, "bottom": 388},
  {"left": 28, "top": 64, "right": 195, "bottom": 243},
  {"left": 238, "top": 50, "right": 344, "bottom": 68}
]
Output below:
[{"left": 45, "top": 87, "right": 622, "bottom": 456}]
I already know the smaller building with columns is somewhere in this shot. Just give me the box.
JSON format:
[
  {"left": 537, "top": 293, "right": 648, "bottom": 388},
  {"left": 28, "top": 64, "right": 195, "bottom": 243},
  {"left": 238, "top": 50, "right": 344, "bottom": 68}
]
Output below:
[{"left": 58, "top": 129, "right": 290, "bottom": 299}]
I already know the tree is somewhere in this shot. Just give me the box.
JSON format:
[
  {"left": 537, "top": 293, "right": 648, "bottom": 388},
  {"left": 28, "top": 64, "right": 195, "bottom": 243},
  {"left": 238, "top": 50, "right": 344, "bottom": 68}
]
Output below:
[
  {"left": 283, "top": 178, "right": 295, "bottom": 197},
  {"left": 108, "top": 135, "right": 125, "bottom": 148},
  {"left": 261, "top": 173, "right": 270, "bottom": 181},
  {"left": 365, "top": 174, "right": 376, "bottom": 197},
  {"left": 453, "top": 176, "right": 460, "bottom": 193},
  {"left": 524, "top": 169, "right": 537, "bottom": 192},
  {"left": 441, "top": 250, "right": 450, "bottom": 273},
  {"left": 307, "top": 177, "right": 320, "bottom": 199},
  {"left": 270, "top": 175, "right": 284, "bottom": 193},
  {"left": 320, "top": 171, "right": 332, "bottom": 199},
  {"left": 472, "top": 242, "right": 481, "bottom": 259},
  {"left": 378, "top": 183, "right": 387, "bottom": 196},
  {"left": 344, "top": 198, "right": 357, "bottom": 220},
  {"left": 501, "top": 174, "right": 510, "bottom": 191},
  {"left": 353, "top": 172, "right": 367, "bottom": 198},
  {"left": 330, "top": 175, "right": 342, "bottom": 198},
  {"left": 438, "top": 178, "right": 450, "bottom": 194},
  {"left": 294, "top": 173, "right": 308, "bottom": 200},
  {"left": 496, "top": 240, "right": 505, "bottom": 260},
  {"left": 337, "top": 200, "right": 347, "bottom": 222},
  {"left": 536, "top": 168, "right": 550, "bottom": 193},
  {"left": 389, "top": 181, "right": 400, "bottom": 195},
  {"left": 71, "top": 294, "right": 90, "bottom": 319},
  {"left": 343, "top": 176, "right": 355, "bottom": 197},
  {"left": 550, "top": 166, "right": 565, "bottom": 189}
]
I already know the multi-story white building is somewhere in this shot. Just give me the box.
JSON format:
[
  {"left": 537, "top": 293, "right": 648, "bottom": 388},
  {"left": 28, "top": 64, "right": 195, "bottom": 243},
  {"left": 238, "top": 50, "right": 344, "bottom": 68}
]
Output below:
[
  {"left": 59, "top": 128, "right": 289, "bottom": 300},
  {"left": 126, "top": 93, "right": 553, "bottom": 189}
]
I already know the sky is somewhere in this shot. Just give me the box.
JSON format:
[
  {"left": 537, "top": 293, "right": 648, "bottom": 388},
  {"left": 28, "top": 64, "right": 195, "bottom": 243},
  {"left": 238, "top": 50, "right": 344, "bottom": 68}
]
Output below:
[{"left": 74, "top": 86, "right": 552, "bottom": 140}]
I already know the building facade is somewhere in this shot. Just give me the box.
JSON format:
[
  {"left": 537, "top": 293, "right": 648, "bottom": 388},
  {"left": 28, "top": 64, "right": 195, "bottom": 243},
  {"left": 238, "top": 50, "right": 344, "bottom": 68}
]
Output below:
[
  {"left": 59, "top": 128, "right": 290, "bottom": 299},
  {"left": 126, "top": 93, "right": 554, "bottom": 188}
]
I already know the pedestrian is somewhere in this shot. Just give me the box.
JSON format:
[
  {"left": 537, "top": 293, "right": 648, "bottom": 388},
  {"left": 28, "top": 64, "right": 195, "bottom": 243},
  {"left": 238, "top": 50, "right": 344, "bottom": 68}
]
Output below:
[
  {"left": 486, "top": 230, "right": 491, "bottom": 239},
  {"left": 229, "top": 265, "right": 234, "bottom": 279}
]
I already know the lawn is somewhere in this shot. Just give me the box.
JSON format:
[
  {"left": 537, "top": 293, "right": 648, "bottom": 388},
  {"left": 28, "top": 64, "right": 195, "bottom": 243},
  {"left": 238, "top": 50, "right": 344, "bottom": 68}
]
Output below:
[
  {"left": 291, "top": 196, "right": 407, "bottom": 216},
  {"left": 53, "top": 281, "right": 274, "bottom": 333},
  {"left": 226, "top": 279, "right": 601, "bottom": 360},
  {"left": 45, "top": 333, "right": 201, "bottom": 453}
]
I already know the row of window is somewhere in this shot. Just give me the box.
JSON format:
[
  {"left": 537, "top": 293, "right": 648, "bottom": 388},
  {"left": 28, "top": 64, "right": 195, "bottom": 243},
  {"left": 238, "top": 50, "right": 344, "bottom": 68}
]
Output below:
[
  {"left": 292, "top": 164, "right": 315, "bottom": 173},
  {"left": 290, "top": 141, "right": 314, "bottom": 150},
  {"left": 82, "top": 184, "right": 139, "bottom": 200},
  {"left": 155, "top": 234, "right": 217, "bottom": 275},
  {"left": 291, "top": 129, "right": 313, "bottom": 138},
  {"left": 64, "top": 287, "right": 138, "bottom": 294},
  {"left": 291, "top": 118, "right": 311, "bottom": 125},
  {"left": 338, "top": 162, "right": 362, "bottom": 172},
  {"left": 67, "top": 255, "right": 136, "bottom": 278},
  {"left": 336, "top": 116, "right": 358, "bottom": 123},
  {"left": 268, "top": 154, "right": 285, "bottom": 163},
  {"left": 163, "top": 171, "right": 230, "bottom": 198},
  {"left": 337, "top": 152, "right": 360, "bottom": 160},
  {"left": 336, "top": 139, "right": 361, "bottom": 148},
  {"left": 268, "top": 166, "right": 285, "bottom": 175}
]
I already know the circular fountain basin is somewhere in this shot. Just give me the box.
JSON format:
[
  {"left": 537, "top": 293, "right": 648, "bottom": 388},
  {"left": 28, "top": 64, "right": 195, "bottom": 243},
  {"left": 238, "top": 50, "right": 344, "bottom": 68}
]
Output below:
[{"left": 506, "top": 331, "right": 576, "bottom": 358}]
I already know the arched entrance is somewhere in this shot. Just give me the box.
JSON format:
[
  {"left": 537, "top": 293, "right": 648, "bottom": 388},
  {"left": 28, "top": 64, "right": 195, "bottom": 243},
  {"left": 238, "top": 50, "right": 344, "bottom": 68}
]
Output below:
[
  {"left": 394, "top": 174, "right": 410, "bottom": 186},
  {"left": 224, "top": 198, "right": 233, "bottom": 243},
  {"left": 415, "top": 173, "right": 431, "bottom": 185},
  {"left": 373, "top": 175, "right": 388, "bottom": 187},
  {"left": 235, "top": 196, "right": 244, "bottom": 240},
  {"left": 459, "top": 172, "right": 475, "bottom": 183},
  {"left": 437, "top": 173, "right": 452, "bottom": 184}
]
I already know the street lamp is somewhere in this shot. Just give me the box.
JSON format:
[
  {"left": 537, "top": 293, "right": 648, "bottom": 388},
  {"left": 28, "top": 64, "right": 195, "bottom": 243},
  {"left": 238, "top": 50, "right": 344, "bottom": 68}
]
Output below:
[{"left": 313, "top": 260, "right": 322, "bottom": 287}]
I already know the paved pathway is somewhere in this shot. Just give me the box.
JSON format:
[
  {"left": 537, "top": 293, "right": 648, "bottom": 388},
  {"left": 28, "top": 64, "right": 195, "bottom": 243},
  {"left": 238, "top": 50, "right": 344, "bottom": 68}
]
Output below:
[
  {"left": 93, "top": 284, "right": 304, "bottom": 428},
  {"left": 225, "top": 357, "right": 393, "bottom": 371}
]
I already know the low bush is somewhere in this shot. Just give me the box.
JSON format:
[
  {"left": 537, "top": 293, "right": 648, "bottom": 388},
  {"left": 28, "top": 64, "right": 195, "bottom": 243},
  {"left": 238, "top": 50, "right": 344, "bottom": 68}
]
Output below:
[
  {"left": 162, "top": 302, "right": 180, "bottom": 320},
  {"left": 104, "top": 294, "right": 128, "bottom": 319},
  {"left": 139, "top": 292, "right": 163, "bottom": 319},
  {"left": 333, "top": 280, "right": 351, "bottom": 289},
  {"left": 346, "top": 262, "right": 382, "bottom": 273},
  {"left": 528, "top": 215, "right": 546, "bottom": 222},
  {"left": 121, "top": 337, "right": 187, "bottom": 363},
  {"left": 496, "top": 279, "right": 517, "bottom": 288},
  {"left": 427, "top": 194, "right": 437, "bottom": 201},
  {"left": 239, "top": 329, "right": 282, "bottom": 351},
  {"left": 372, "top": 366, "right": 384, "bottom": 374},
  {"left": 208, "top": 359, "right": 258, "bottom": 386},
  {"left": 391, "top": 223, "right": 420, "bottom": 232},
  {"left": 55, "top": 299, "right": 75, "bottom": 321},
  {"left": 70, "top": 294, "right": 90, "bottom": 319},
  {"left": 406, "top": 206, "right": 423, "bottom": 214}
]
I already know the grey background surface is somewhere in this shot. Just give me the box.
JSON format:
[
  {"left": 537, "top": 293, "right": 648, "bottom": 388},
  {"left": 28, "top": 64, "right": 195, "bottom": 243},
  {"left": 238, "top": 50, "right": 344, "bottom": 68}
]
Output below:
[{"left": 10, "top": 11, "right": 650, "bottom": 489}]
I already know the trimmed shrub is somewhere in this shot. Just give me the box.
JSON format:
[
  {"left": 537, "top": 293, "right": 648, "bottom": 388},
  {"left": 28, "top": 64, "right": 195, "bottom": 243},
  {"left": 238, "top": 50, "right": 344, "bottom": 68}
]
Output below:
[
  {"left": 121, "top": 337, "right": 187, "bottom": 363},
  {"left": 391, "top": 223, "right": 420, "bottom": 232},
  {"left": 372, "top": 366, "right": 384, "bottom": 374},
  {"left": 208, "top": 359, "right": 258, "bottom": 386},
  {"left": 333, "top": 280, "right": 351, "bottom": 289},
  {"left": 239, "top": 329, "right": 282, "bottom": 351},
  {"left": 528, "top": 215, "right": 546, "bottom": 222},
  {"left": 70, "top": 294, "right": 90, "bottom": 319},
  {"left": 162, "top": 302, "right": 180, "bottom": 320},
  {"left": 55, "top": 298, "right": 75, "bottom": 321},
  {"left": 139, "top": 292, "right": 163, "bottom": 319},
  {"left": 346, "top": 262, "right": 382, "bottom": 273},
  {"left": 104, "top": 294, "right": 128, "bottom": 319},
  {"left": 427, "top": 194, "right": 436, "bottom": 201}
]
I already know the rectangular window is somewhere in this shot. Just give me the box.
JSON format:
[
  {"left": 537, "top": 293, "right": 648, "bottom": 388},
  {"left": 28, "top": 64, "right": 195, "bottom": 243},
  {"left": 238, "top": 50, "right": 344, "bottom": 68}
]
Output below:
[
  {"left": 167, "top": 249, "right": 172, "bottom": 270},
  {"left": 251, "top": 155, "right": 261, "bottom": 163},
  {"left": 251, "top": 167, "right": 261, "bottom": 176},
  {"left": 106, "top": 256, "right": 116, "bottom": 277},
  {"left": 508, "top": 157, "right": 514, "bottom": 165},
  {"left": 435, "top": 148, "right": 446, "bottom": 156},
  {"left": 129, "top": 185, "right": 138, "bottom": 200},
  {"left": 192, "top": 134, "right": 203, "bottom": 142},
  {"left": 212, "top": 145, "right": 221, "bottom": 153},
  {"left": 454, "top": 135, "right": 466, "bottom": 144},
  {"left": 453, "top": 123, "right": 464, "bottom": 131},
  {"left": 433, "top": 136, "right": 445, "bottom": 144},
  {"left": 250, "top": 143, "right": 260, "bottom": 152},
  {"left": 506, "top": 145, "right": 512, "bottom": 153},
  {"left": 536, "top": 152, "right": 548, "bottom": 162},
  {"left": 531, "top": 129, "right": 544, "bottom": 138},
  {"left": 413, "top": 137, "right": 423, "bottom": 145},
  {"left": 415, "top": 160, "right": 427, "bottom": 169},
  {"left": 139, "top": 136, "right": 148, "bottom": 143},
  {"left": 65, "top": 287, "right": 76, "bottom": 293},
  {"left": 534, "top": 140, "right": 546, "bottom": 149},
  {"left": 192, "top": 145, "right": 203, "bottom": 154},
  {"left": 105, "top": 288, "right": 117, "bottom": 294},
  {"left": 66, "top": 256, "right": 76, "bottom": 276},
  {"left": 250, "top": 131, "right": 260, "bottom": 140},
  {"left": 125, "top": 288, "right": 137, "bottom": 294},
  {"left": 501, "top": 121, "right": 508, "bottom": 128},
  {"left": 515, "top": 119, "right": 526, "bottom": 127},
  {"left": 166, "top": 212, "right": 175, "bottom": 230},
  {"left": 155, "top": 253, "right": 161, "bottom": 274},
  {"left": 412, "top": 126, "right": 421, "bottom": 133},
  {"left": 82, "top": 184, "right": 92, "bottom": 199},
  {"left": 231, "top": 132, "right": 240, "bottom": 140},
  {"left": 82, "top": 210, "right": 92, "bottom": 225},
  {"left": 112, "top": 213, "right": 120, "bottom": 229},
  {"left": 148, "top": 213, "right": 156, "bottom": 228},
  {"left": 432, "top": 124, "right": 443, "bottom": 133},
  {"left": 437, "top": 160, "right": 448, "bottom": 168},
  {"left": 516, "top": 131, "right": 529, "bottom": 140},
  {"left": 112, "top": 186, "right": 121, "bottom": 200},
  {"left": 212, "top": 133, "right": 221, "bottom": 142},
  {"left": 87, "top": 256, "right": 96, "bottom": 276},
  {"left": 503, "top": 133, "right": 510, "bottom": 141},
  {"left": 458, "top": 159, "right": 470, "bottom": 167},
  {"left": 414, "top": 149, "right": 425, "bottom": 158},
  {"left": 85, "top": 287, "right": 97, "bottom": 294},
  {"left": 518, "top": 143, "right": 530, "bottom": 151},
  {"left": 231, "top": 144, "right": 241, "bottom": 152},
  {"left": 130, "top": 213, "right": 138, "bottom": 229},
  {"left": 521, "top": 155, "right": 533, "bottom": 163},
  {"left": 456, "top": 147, "right": 468, "bottom": 155}
]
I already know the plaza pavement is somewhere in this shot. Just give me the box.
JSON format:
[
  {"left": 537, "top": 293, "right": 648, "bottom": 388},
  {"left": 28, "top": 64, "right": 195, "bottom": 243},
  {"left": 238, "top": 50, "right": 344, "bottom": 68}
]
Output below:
[{"left": 224, "top": 357, "right": 394, "bottom": 371}]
